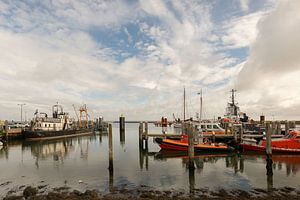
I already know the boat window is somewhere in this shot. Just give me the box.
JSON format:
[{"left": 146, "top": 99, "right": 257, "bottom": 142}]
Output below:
[
  {"left": 213, "top": 125, "right": 219, "bottom": 129},
  {"left": 207, "top": 125, "right": 212, "bottom": 129},
  {"left": 201, "top": 125, "right": 206, "bottom": 129},
  {"left": 45, "top": 124, "right": 47, "bottom": 127},
  {"left": 296, "top": 136, "right": 300, "bottom": 139}
]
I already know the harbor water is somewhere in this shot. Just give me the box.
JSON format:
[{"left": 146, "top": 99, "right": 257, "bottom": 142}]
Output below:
[{"left": 1, "top": 123, "right": 300, "bottom": 198}]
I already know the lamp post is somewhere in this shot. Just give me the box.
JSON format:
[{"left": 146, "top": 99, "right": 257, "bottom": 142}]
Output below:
[
  {"left": 17, "top": 103, "right": 26, "bottom": 123},
  {"left": 197, "top": 89, "right": 202, "bottom": 122}
]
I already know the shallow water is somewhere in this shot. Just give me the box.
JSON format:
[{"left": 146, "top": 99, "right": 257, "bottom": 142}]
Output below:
[{"left": 1, "top": 123, "right": 300, "bottom": 198}]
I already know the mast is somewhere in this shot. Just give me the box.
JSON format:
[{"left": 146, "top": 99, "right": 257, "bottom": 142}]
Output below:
[
  {"left": 231, "top": 89, "right": 237, "bottom": 116},
  {"left": 183, "top": 87, "right": 186, "bottom": 121},
  {"left": 200, "top": 89, "right": 202, "bottom": 122}
]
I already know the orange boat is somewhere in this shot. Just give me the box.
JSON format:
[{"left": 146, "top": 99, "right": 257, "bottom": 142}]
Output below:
[
  {"left": 155, "top": 135, "right": 234, "bottom": 152},
  {"left": 241, "top": 130, "right": 300, "bottom": 153}
]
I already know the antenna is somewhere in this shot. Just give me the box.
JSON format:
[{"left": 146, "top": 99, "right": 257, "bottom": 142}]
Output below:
[{"left": 17, "top": 103, "right": 26, "bottom": 123}]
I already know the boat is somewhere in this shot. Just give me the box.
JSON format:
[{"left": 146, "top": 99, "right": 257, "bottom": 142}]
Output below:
[
  {"left": 240, "top": 130, "right": 300, "bottom": 153},
  {"left": 155, "top": 135, "right": 234, "bottom": 152},
  {"left": 23, "top": 104, "right": 93, "bottom": 140}
]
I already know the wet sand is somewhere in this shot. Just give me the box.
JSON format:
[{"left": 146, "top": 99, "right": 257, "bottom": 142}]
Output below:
[{"left": 3, "top": 185, "right": 300, "bottom": 200}]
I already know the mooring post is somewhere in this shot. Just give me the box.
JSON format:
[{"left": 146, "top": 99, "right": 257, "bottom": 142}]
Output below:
[
  {"left": 276, "top": 121, "right": 281, "bottom": 135},
  {"left": 266, "top": 122, "right": 272, "bottom": 155},
  {"left": 225, "top": 122, "right": 228, "bottom": 135},
  {"left": 108, "top": 124, "right": 113, "bottom": 171},
  {"left": 187, "top": 123, "right": 195, "bottom": 170},
  {"left": 144, "top": 122, "right": 148, "bottom": 149},
  {"left": 266, "top": 122, "right": 273, "bottom": 191},
  {"left": 4, "top": 120, "right": 8, "bottom": 139},
  {"left": 240, "top": 124, "right": 244, "bottom": 142},
  {"left": 139, "top": 122, "right": 143, "bottom": 149},
  {"left": 285, "top": 121, "right": 289, "bottom": 135},
  {"left": 233, "top": 125, "right": 237, "bottom": 142},
  {"left": 119, "top": 115, "right": 125, "bottom": 133},
  {"left": 108, "top": 123, "right": 114, "bottom": 191},
  {"left": 212, "top": 132, "right": 216, "bottom": 143}
]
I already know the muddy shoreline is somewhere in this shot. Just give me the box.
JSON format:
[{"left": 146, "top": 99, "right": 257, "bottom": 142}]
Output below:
[{"left": 3, "top": 185, "right": 300, "bottom": 200}]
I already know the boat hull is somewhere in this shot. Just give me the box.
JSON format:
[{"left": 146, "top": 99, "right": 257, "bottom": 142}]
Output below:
[
  {"left": 155, "top": 138, "right": 234, "bottom": 152},
  {"left": 241, "top": 143, "right": 300, "bottom": 154},
  {"left": 23, "top": 129, "right": 93, "bottom": 141}
]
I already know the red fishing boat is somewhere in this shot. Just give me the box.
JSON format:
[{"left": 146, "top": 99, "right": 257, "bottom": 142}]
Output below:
[
  {"left": 240, "top": 130, "right": 300, "bottom": 153},
  {"left": 155, "top": 135, "right": 234, "bottom": 152}
]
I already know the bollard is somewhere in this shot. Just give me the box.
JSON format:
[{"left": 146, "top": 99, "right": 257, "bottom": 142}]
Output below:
[{"left": 225, "top": 123, "right": 228, "bottom": 135}]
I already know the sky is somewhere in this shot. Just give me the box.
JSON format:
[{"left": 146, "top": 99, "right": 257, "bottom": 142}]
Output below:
[{"left": 0, "top": 0, "right": 299, "bottom": 121}]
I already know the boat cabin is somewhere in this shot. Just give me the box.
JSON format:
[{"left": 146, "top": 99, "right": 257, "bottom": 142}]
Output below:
[
  {"left": 196, "top": 122, "right": 225, "bottom": 134},
  {"left": 31, "top": 104, "right": 73, "bottom": 131}
]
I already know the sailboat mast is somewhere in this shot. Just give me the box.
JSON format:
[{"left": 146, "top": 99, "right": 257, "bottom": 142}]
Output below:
[
  {"left": 183, "top": 87, "right": 186, "bottom": 121},
  {"left": 200, "top": 89, "right": 202, "bottom": 122}
]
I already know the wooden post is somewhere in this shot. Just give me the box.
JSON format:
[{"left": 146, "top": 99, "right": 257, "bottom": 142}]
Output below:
[
  {"left": 119, "top": 115, "right": 125, "bottom": 133},
  {"left": 144, "top": 122, "right": 148, "bottom": 149},
  {"left": 275, "top": 121, "right": 279, "bottom": 135},
  {"left": 285, "top": 121, "right": 289, "bottom": 135},
  {"left": 187, "top": 123, "right": 195, "bottom": 169},
  {"left": 266, "top": 122, "right": 272, "bottom": 155},
  {"left": 212, "top": 132, "right": 216, "bottom": 143},
  {"left": 108, "top": 124, "right": 113, "bottom": 171},
  {"left": 4, "top": 120, "right": 8, "bottom": 139},
  {"left": 266, "top": 122, "right": 273, "bottom": 192},
  {"left": 225, "top": 123, "right": 228, "bottom": 135},
  {"left": 232, "top": 125, "right": 237, "bottom": 142},
  {"left": 139, "top": 122, "right": 143, "bottom": 148},
  {"left": 240, "top": 124, "right": 244, "bottom": 142}
]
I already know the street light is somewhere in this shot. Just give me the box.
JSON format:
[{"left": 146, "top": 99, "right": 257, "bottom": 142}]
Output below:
[
  {"left": 17, "top": 103, "right": 26, "bottom": 123},
  {"left": 197, "top": 89, "right": 202, "bottom": 122}
]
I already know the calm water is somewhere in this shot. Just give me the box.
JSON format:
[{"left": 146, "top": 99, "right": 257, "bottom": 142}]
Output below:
[{"left": 1, "top": 123, "right": 300, "bottom": 197}]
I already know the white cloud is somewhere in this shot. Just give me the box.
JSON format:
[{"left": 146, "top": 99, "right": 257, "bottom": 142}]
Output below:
[
  {"left": 236, "top": 0, "right": 300, "bottom": 120},
  {"left": 1, "top": 0, "right": 290, "bottom": 122},
  {"left": 221, "top": 11, "right": 267, "bottom": 49},
  {"left": 240, "top": 0, "right": 250, "bottom": 12}
]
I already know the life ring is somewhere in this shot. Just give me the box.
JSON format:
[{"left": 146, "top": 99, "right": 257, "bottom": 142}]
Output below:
[{"left": 203, "top": 137, "right": 210, "bottom": 144}]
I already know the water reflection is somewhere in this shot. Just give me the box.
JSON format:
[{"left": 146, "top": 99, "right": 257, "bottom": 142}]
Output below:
[
  {"left": 0, "top": 145, "right": 8, "bottom": 159},
  {"left": 2, "top": 124, "right": 300, "bottom": 195}
]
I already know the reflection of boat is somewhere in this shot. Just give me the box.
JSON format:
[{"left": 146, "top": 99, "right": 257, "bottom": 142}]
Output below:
[
  {"left": 155, "top": 136, "right": 234, "bottom": 152},
  {"left": 23, "top": 104, "right": 93, "bottom": 140},
  {"left": 241, "top": 130, "right": 300, "bottom": 153},
  {"left": 154, "top": 149, "right": 231, "bottom": 160}
]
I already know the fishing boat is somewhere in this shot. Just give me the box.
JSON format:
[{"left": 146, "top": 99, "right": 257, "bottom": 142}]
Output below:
[
  {"left": 23, "top": 104, "right": 92, "bottom": 140},
  {"left": 155, "top": 135, "right": 234, "bottom": 152},
  {"left": 240, "top": 130, "right": 300, "bottom": 153}
]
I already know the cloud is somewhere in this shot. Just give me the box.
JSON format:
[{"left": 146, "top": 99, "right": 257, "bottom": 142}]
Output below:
[
  {"left": 220, "top": 11, "right": 267, "bottom": 49},
  {"left": 0, "top": 0, "right": 287, "bottom": 121},
  {"left": 240, "top": 0, "right": 250, "bottom": 12},
  {"left": 236, "top": 0, "right": 300, "bottom": 119}
]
